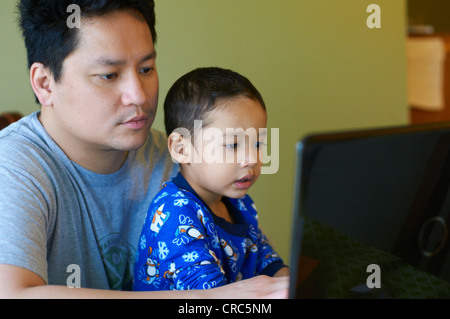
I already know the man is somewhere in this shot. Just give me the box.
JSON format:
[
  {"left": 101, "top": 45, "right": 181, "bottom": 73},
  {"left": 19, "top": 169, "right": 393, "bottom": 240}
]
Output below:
[{"left": 0, "top": 0, "right": 288, "bottom": 298}]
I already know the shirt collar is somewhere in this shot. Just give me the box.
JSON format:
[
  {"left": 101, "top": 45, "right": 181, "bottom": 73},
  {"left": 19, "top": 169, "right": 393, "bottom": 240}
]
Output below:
[{"left": 172, "top": 171, "right": 247, "bottom": 228}]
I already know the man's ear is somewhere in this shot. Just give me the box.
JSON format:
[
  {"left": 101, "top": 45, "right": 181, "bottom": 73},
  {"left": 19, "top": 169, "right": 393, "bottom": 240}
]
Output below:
[
  {"left": 30, "top": 62, "right": 54, "bottom": 107},
  {"left": 168, "top": 132, "right": 192, "bottom": 164}
]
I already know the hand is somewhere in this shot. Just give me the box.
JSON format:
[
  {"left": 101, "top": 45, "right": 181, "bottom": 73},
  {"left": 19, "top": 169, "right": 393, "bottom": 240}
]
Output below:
[{"left": 211, "top": 275, "right": 289, "bottom": 299}]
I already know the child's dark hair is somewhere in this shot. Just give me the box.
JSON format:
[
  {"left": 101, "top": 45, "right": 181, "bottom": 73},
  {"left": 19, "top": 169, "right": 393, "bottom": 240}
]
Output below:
[
  {"left": 18, "top": 0, "right": 156, "bottom": 103},
  {"left": 164, "top": 67, "right": 266, "bottom": 137}
]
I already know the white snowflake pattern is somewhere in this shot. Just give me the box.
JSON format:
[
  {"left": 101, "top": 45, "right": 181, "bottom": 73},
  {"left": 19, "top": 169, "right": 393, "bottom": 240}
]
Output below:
[
  {"left": 182, "top": 251, "right": 199, "bottom": 263},
  {"left": 153, "top": 192, "right": 169, "bottom": 203},
  {"left": 139, "top": 234, "right": 147, "bottom": 250},
  {"left": 242, "top": 239, "right": 249, "bottom": 251},
  {"left": 173, "top": 191, "right": 185, "bottom": 197},
  {"left": 158, "top": 241, "right": 169, "bottom": 260},
  {"left": 174, "top": 199, "right": 189, "bottom": 207},
  {"left": 237, "top": 199, "right": 247, "bottom": 211},
  {"left": 251, "top": 203, "right": 258, "bottom": 219}
]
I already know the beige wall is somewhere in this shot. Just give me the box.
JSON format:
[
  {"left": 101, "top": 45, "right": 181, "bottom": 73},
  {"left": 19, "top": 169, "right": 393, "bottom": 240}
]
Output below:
[
  {"left": 0, "top": 0, "right": 36, "bottom": 114},
  {"left": 0, "top": 0, "right": 408, "bottom": 263}
]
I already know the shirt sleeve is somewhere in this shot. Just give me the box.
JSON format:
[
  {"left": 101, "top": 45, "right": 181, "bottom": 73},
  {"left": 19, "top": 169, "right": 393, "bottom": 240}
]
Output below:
[
  {"left": 238, "top": 196, "right": 287, "bottom": 277},
  {"left": 0, "top": 162, "right": 49, "bottom": 283},
  {"left": 255, "top": 230, "right": 287, "bottom": 276},
  {"left": 134, "top": 193, "right": 228, "bottom": 290}
]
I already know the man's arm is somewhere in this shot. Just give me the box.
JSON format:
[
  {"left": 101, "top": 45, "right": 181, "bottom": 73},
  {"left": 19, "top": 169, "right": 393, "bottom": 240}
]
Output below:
[{"left": 0, "top": 264, "right": 288, "bottom": 299}]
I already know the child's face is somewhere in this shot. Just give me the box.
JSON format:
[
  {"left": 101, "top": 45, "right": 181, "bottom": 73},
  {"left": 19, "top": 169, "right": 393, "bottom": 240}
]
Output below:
[{"left": 184, "top": 97, "right": 267, "bottom": 205}]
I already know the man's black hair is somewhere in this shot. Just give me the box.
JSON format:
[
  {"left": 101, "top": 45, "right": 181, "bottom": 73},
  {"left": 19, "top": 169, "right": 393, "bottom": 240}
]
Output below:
[{"left": 18, "top": 0, "right": 156, "bottom": 103}]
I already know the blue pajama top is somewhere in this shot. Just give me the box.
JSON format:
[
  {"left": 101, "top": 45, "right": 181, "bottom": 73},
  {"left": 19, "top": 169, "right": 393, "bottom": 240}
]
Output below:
[{"left": 133, "top": 172, "right": 285, "bottom": 291}]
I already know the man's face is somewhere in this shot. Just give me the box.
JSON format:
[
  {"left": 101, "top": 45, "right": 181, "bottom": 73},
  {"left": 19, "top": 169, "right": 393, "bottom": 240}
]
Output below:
[{"left": 47, "top": 9, "right": 158, "bottom": 155}]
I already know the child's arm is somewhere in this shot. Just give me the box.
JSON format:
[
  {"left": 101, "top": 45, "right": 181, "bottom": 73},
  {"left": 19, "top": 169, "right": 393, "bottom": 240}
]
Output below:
[
  {"left": 238, "top": 196, "right": 289, "bottom": 277},
  {"left": 255, "top": 231, "right": 289, "bottom": 277},
  {"left": 273, "top": 266, "right": 290, "bottom": 277}
]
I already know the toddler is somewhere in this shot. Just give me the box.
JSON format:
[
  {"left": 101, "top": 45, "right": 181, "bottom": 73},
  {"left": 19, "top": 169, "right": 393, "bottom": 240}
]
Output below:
[{"left": 133, "top": 67, "right": 288, "bottom": 291}]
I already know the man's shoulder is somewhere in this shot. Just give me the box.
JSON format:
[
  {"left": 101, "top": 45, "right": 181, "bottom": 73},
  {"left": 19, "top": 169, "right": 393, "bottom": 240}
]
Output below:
[
  {"left": 145, "top": 128, "right": 168, "bottom": 150},
  {"left": 0, "top": 113, "right": 70, "bottom": 188},
  {"left": 0, "top": 113, "right": 51, "bottom": 162},
  {"left": 0, "top": 112, "right": 34, "bottom": 141},
  {"left": 133, "top": 128, "right": 170, "bottom": 162},
  {"left": 132, "top": 127, "right": 177, "bottom": 172}
]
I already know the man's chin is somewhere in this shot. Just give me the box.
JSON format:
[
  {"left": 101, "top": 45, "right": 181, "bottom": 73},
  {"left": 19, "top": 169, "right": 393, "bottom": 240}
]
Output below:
[{"left": 115, "top": 133, "right": 149, "bottom": 152}]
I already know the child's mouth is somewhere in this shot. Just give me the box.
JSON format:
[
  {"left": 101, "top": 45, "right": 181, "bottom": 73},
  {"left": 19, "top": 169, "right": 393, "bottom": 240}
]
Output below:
[{"left": 234, "top": 175, "right": 255, "bottom": 189}]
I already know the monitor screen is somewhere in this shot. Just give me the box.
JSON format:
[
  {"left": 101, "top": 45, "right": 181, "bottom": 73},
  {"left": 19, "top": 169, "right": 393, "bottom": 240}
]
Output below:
[{"left": 291, "top": 122, "right": 450, "bottom": 298}]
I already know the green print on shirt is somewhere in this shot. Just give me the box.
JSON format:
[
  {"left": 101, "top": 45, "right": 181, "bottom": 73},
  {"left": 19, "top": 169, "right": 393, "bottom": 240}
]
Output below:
[{"left": 99, "top": 233, "right": 135, "bottom": 290}]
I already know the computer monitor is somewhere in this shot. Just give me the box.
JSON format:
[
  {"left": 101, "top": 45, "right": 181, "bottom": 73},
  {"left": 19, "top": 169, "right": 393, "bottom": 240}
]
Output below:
[{"left": 290, "top": 122, "right": 450, "bottom": 298}]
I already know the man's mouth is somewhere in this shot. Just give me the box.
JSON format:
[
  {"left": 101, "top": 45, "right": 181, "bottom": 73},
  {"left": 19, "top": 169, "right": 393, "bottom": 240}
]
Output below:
[{"left": 121, "top": 115, "right": 149, "bottom": 130}]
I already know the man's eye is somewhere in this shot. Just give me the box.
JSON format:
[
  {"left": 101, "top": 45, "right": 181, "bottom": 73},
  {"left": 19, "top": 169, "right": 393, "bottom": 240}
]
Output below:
[
  {"left": 99, "top": 73, "right": 118, "bottom": 80},
  {"left": 140, "top": 67, "right": 154, "bottom": 74}
]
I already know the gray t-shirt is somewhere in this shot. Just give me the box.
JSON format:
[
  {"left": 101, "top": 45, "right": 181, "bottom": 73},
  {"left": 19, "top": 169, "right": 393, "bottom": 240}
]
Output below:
[{"left": 0, "top": 112, "right": 178, "bottom": 290}]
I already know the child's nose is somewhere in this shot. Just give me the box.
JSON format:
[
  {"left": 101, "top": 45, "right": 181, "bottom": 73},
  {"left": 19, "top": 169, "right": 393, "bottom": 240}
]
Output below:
[{"left": 240, "top": 147, "right": 259, "bottom": 167}]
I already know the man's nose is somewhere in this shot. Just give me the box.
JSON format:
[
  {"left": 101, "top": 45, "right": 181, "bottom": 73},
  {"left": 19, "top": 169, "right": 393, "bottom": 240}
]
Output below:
[{"left": 121, "top": 73, "right": 146, "bottom": 107}]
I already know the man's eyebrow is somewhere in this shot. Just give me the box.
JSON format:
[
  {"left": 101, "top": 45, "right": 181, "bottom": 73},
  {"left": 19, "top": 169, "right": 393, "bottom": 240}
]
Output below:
[
  {"left": 140, "top": 51, "right": 157, "bottom": 63},
  {"left": 89, "top": 51, "right": 156, "bottom": 67}
]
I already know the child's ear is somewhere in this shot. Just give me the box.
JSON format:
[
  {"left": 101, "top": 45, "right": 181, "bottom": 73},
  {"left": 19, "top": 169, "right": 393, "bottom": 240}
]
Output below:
[{"left": 168, "top": 132, "right": 192, "bottom": 164}]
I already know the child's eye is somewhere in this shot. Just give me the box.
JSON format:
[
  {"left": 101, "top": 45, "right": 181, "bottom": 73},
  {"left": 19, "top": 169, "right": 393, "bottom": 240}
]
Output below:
[
  {"left": 256, "top": 141, "right": 267, "bottom": 149},
  {"left": 99, "top": 73, "right": 118, "bottom": 80},
  {"left": 225, "top": 143, "right": 239, "bottom": 150}
]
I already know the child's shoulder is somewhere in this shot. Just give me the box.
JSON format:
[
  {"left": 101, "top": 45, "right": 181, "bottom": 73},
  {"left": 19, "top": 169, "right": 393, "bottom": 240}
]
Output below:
[
  {"left": 228, "top": 194, "right": 258, "bottom": 216},
  {"left": 150, "top": 180, "right": 202, "bottom": 210}
]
